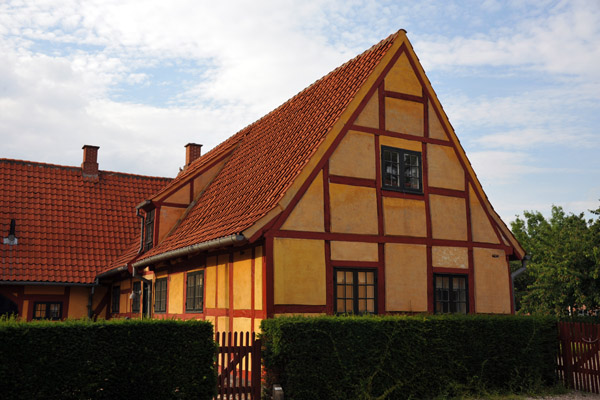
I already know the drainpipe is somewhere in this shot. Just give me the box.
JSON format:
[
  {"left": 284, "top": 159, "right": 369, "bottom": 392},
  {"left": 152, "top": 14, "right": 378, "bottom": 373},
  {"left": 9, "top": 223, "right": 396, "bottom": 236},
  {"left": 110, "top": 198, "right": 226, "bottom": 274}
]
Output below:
[
  {"left": 511, "top": 254, "right": 531, "bottom": 312},
  {"left": 132, "top": 267, "right": 152, "bottom": 319},
  {"left": 87, "top": 278, "right": 99, "bottom": 319}
]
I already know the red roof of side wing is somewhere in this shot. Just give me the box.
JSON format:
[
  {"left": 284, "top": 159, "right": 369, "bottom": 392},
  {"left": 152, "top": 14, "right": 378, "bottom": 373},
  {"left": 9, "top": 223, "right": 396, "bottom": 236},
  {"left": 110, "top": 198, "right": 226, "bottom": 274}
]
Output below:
[
  {"left": 136, "top": 32, "right": 399, "bottom": 263},
  {"left": 0, "top": 159, "right": 171, "bottom": 284}
]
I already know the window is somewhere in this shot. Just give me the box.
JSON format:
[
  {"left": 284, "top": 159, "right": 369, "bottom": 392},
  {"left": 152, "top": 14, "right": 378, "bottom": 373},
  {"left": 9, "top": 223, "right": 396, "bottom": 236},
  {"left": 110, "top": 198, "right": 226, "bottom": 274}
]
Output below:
[
  {"left": 154, "top": 278, "right": 167, "bottom": 313},
  {"left": 131, "top": 281, "right": 141, "bottom": 313},
  {"left": 33, "top": 302, "right": 62, "bottom": 320},
  {"left": 381, "top": 146, "right": 422, "bottom": 194},
  {"left": 334, "top": 269, "right": 377, "bottom": 314},
  {"left": 144, "top": 209, "right": 155, "bottom": 251},
  {"left": 111, "top": 286, "right": 120, "bottom": 313},
  {"left": 186, "top": 271, "right": 204, "bottom": 313},
  {"left": 434, "top": 274, "right": 468, "bottom": 314}
]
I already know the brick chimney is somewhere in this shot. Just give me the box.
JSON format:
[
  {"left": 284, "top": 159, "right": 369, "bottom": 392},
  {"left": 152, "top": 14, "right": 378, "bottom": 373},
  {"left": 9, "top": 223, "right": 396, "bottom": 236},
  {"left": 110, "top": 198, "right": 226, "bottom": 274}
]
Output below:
[
  {"left": 185, "top": 143, "right": 202, "bottom": 167},
  {"left": 81, "top": 145, "right": 99, "bottom": 179}
]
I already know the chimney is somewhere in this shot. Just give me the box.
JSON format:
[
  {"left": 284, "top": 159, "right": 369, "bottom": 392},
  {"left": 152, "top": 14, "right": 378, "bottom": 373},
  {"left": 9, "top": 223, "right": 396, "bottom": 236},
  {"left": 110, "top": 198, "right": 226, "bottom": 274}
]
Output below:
[
  {"left": 81, "top": 145, "right": 99, "bottom": 179},
  {"left": 185, "top": 143, "right": 202, "bottom": 166}
]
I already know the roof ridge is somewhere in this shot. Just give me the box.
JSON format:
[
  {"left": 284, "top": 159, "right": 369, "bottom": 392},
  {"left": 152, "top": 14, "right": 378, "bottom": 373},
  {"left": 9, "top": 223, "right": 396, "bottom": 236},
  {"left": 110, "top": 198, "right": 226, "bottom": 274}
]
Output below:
[{"left": 0, "top": 158, "right": 172, "bottom": 181}]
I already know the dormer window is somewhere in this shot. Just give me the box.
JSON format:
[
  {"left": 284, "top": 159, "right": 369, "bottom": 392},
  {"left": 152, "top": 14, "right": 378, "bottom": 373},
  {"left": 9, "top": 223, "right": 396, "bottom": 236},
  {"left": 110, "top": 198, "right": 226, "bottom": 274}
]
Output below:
[{"left": 144, "top": 209, "right": 155, "bottom": 251}]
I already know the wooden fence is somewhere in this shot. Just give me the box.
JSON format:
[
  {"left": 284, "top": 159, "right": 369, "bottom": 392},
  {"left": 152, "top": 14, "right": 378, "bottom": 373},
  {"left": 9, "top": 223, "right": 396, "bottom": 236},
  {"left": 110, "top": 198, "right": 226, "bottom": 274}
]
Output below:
[
  {"left": 557, "top": 321, "right": 600, "bottom": 393},
  {"left": 215, "top": 331, "right": 262, "bottom": 400}
]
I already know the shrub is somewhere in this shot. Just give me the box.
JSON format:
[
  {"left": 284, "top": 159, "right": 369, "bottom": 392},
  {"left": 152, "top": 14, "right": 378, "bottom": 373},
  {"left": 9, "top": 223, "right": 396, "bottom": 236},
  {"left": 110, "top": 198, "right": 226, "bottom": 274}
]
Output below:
[
  {"left": 0, "top": 318, "right": 216, "bottom": 400},
  {"left": 261, "top": 314, "right": 557, "bottom": 399}
]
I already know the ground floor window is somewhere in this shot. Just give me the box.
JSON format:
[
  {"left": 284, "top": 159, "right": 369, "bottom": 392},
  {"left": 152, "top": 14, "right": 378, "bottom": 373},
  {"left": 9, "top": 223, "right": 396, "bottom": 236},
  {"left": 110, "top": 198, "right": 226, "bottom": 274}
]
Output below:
[
  {"left": 186, "top": 271, "right": 204, "bottom": 313},
  {"left": 434, "top": 274, "right": 468, "bottom": 314},
  {"left": 154, "top": 278, "right": 167, "bottom": 313},
  {"left": 33, "top": 302, "right": 62, "bottom": 320},
  {"left": 111, "top": 285, "right": 120, "bottom": 313},
  {"left": 334, "top": 268, "right": 377, "bottom": 314}
]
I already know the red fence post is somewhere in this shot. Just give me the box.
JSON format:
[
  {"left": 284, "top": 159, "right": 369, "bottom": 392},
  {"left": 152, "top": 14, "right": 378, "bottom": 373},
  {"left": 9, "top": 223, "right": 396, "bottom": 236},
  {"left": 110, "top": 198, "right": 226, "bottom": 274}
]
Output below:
[
  {"left": 561, "top": 322, "right": 575, "bottom": 390},
  {"left": 252, "top": 335, "right": 262, "bottom": 400}
]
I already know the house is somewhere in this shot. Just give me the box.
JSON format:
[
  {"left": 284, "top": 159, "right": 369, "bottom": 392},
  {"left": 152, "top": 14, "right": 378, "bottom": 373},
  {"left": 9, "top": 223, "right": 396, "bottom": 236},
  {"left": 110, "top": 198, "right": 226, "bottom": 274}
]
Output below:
[
  {"left": 0, "top": 146, "right": 171, "bottom": 320},
  {"left": 100, "top": 30, "right": 526, "bottom": 333}
]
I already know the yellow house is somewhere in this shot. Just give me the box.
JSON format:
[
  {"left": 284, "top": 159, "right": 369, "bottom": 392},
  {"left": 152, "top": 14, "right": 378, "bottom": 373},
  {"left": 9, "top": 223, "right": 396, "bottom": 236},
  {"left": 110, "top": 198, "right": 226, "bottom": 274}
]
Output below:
[{"left": 102, "top": 30, "right": 525, "bottom": 333}]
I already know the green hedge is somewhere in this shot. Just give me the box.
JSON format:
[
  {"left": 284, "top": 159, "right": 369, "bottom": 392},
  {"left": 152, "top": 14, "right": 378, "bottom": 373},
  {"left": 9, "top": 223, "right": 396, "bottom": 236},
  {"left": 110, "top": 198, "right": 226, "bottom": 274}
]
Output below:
[
  {"left": 0, "top": 318, "right": 216, "bottom": 400},
  {"left": 261, "top": 314, "right": 558, "bottom": 399}
]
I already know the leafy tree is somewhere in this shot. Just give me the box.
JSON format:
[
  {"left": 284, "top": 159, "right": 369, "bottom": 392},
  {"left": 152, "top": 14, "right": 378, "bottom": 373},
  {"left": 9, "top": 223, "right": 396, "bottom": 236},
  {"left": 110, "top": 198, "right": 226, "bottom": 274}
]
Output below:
[{"left": 510, "top": 204, "right": 600, "bottom": 316}]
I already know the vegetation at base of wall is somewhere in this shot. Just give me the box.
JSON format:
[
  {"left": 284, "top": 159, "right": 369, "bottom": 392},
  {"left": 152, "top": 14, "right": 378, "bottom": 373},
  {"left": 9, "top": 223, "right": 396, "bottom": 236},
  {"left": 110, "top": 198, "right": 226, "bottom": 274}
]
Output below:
[
  {"left": 0, "top": 317, "right": 216, "bottom": 400},
  {"left": 261, "top": 314, "right": 558, "bottom": 400}
]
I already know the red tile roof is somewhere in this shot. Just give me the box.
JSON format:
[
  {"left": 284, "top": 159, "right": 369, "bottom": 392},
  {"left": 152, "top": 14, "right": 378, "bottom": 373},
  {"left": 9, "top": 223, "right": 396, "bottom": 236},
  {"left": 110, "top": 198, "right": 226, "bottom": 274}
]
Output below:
[
  {"left": 136, "top": 31, "right": 398, "bottom": 263},
  {"left": 0, "top": 159, "right": 171, "bottom": 284}
]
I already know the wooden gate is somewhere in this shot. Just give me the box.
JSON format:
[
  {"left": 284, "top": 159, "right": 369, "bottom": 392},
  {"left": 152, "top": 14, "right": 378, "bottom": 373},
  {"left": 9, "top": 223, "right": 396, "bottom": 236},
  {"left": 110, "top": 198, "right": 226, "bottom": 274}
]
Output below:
[
  {"left": 557, "top": 321, "right": 600, "bottom": 393},
  {"left": 215, "top": 331, "right": 262, "bottom": 399}
]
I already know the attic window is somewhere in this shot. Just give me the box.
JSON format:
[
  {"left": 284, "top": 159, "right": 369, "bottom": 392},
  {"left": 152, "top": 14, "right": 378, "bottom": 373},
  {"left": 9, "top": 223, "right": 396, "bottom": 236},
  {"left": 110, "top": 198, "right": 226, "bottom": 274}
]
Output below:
[
  {"left": 381, "top": 146, "right": 422, "bottom": 194},
  {"left": 144, "top": 209, "right": 155, "bottom": 251}
]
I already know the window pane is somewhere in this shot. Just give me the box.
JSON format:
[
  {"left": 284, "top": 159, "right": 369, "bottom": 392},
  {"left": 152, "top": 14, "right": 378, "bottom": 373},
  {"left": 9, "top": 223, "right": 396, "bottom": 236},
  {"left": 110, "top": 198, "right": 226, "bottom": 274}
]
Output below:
[
  {"left": 367, "top": 285, "right": 374, "bottom": 298},
  {"left": 358, "top": 299, "right": 366, "bottom": 313},
  {"left": 35, "top": 304, "right": 45, "bottom": 318},
  {"left": 345, "top": 271, "right": 353, "bottom": 283},
  {"left": 358, "top": 285, "right": 366, "bottom": 298},
  {"left": 345, "top": 286, "right": 353, "bottom": 298},
  {"left": 336, "top": 270, "right": 345, "bottom": 283},
  {"left": 358, "top": 272, "right": 366, "bottom": 284},
  {"left": 367, "top": 300, "right": 375, "bottom": 313},
  {"left": 337, "top": 299, "right": 346, "bottom": 313},
  {"left": 337, "top": 285, "right": 345, "bottom": 298},
  {"left": 346, "top": 299, "right": 353, "bottom": 311}
]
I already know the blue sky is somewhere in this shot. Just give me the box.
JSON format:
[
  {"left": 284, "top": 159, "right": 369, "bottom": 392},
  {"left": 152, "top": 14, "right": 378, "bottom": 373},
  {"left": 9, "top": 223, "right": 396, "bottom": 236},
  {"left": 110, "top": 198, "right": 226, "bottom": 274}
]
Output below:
[{"left": 0, "top": 0, "right": 599, "bottom": 223}]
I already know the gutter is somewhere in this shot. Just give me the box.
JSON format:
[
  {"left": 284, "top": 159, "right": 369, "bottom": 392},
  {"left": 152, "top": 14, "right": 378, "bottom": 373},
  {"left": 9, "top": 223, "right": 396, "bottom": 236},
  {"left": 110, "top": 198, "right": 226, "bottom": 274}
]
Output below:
[
  {"left": 132, "top": 234, "right": 247, "bottom": 268},
  {"left": 95, "top": 265, "right": 128, "bottom": 280},
  {"left": 511, "top": 254, "right": 531, "bottom": 312}
]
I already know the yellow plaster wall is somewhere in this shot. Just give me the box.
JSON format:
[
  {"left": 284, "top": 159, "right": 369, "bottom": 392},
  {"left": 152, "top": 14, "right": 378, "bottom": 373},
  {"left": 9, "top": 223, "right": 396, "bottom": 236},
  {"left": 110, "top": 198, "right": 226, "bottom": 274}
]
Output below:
[
  {"left": 193, "top": 161, "right": 224, "bottom": 198},
  {"left": 22, "top": 300, "right": 29, "bottom": 317},
  {"left": 217, "top": 254, "right": 229, "bottom": 308},
  {"left": 428, "top": 102, "right": 448, "bottom": 141},
  {"left": 68, "top": 286, "right": 90, "bottom": 318},
  {"left": 205, "top": 315, "right": 216, "bottom": 329},
  {"left": 383, "top": 197, "right": 427, "bottom": 237},
  {"left": 233, "top": 317, "right": 252, "bottom": 333},
  {"left": 158, "top": 206, "right": 186, "bottom": 242},
  {"left": 385, "top": 243, "right": 427, "bottom": 312},
  {"left": 233, "top": 250, "right": 252, "bottom": 310},
  {"left": 329, "top": 131, "right": 376, "bottom": 180},
  {"left": 254, "top": 245, "right": 263, "bottom": 311},
  {"left": 24, "top": 285, "right": 64, "bottom": 295},
  {"left": 469, "top": 185, "right": 500, "bottom": 244},
  {"left": 205, "top": 256, "right": 217, "bottom": 309},
  {"left": 432, "top": 246, "right": 468, "bottom": 269},
  {"left": 385, "top": 98, "right": 423, "bottom": 136},
  {"left": 430, "top": 194, "right": 468, "bottom": 241},
  {"left": 254, "top": 319, "right": 262, "bottom": 333},
  {"left": 163, "top": 185, "right": 190, "bottom": 205},
  {"left": 218, "top": 316, "right": 229, "bottom": 333},
  {"left": 384, "top": 52, "right": 422, "bottom": 96},
  {"left": 168, "top": 272, "right": 184, "bottom": 314},
  {"left": 281, "top": 171, "right": 324, "bottom": 232},
  {"left": 92, "top": 285, "right": 108, "bottom": 315},
  {"left": 330, "top": 241, "right": 378, "bottom": 262},
  {"left": 273, "top": 238, "right": 326, "bottom": 305},
  {"left": 330, "top": 183, "right": 378, "bottom": 234},
  {"left": 354, "top": 93, "right": 379, "bottom": 128},
  {"left": 379, "top": 135, "right": 422, "bottom": 152},
  {"left": 427, "top": 144, "right": 465, "bottom": 191},
  {"left": 474, "top": 248, "right": 511, "bottom": 314}
]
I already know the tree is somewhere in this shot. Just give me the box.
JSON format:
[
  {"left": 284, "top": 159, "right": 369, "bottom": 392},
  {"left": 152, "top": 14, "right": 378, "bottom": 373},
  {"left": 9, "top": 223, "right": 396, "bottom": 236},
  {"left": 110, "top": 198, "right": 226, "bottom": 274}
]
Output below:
[{"left": 510, "top": 204, "right": 600, "bottom": 316}]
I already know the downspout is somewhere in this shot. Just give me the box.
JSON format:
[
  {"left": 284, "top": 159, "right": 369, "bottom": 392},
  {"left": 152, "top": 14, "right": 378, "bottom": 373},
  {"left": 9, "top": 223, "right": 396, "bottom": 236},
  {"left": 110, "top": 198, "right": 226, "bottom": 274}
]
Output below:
[
  {"left": 135, "top": 205, "right": 152, "bottom": 318},
  {"left": 132, "top": 267, "right": 152, "bottom": 319},
  {"left": 87, "top": 278, "right": 98, "bottom": 319},
  {"left": 511, "top": 254, "right": 531, "bottom": 312}
]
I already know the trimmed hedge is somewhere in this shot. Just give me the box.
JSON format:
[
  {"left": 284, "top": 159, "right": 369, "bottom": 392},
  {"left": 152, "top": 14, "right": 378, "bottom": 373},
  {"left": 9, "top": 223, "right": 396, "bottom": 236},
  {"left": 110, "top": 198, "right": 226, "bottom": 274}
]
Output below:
[
  {"left": 0, "top": 318, "right": 216, "bottom": 400},
  {"left": 261, "top": 314, "right": 558, "bottom": 399}
]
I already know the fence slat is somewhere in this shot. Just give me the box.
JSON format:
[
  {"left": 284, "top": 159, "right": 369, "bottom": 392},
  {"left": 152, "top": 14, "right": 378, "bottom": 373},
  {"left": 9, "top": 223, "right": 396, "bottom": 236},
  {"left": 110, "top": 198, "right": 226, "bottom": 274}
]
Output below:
[{"left": 558, "top": 321, "right": 600, "bottom": 394}]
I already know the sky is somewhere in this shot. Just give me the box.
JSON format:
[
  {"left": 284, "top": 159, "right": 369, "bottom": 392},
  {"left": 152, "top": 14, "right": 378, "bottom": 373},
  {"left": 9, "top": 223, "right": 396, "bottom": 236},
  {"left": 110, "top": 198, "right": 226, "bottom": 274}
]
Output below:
[{"left": 1, "top": 0, "right": 599, "bottom": 224}]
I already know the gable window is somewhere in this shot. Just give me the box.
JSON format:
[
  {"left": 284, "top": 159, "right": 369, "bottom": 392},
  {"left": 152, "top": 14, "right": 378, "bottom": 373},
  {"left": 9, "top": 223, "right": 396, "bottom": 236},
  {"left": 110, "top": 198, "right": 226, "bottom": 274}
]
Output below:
[
  {"left": 154, "top": 278, "right": 167, "bottom": 313},
  {"left": 111, "top": 286, "right": 120, "bottom": 313},
  {"left": 33, "top": 302, "right": 62, "bottom": 320},
  {"left": 186, "top": 271, "right": 204, "bottom": 313},
  {"left": 334, "top": 268, "right": 377, "bottom": 314},
  {"left": 381, "top": 146, "right": 422, "bottom": 194},
  {"left": 131, "top": 281, "right": 141, "bottom": 313},
  {"left": 144, "top": 209, "right": 155, "bottom": 251},
  {"left": 434, "top": 274, "right": 468, "bottom": 314}
]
